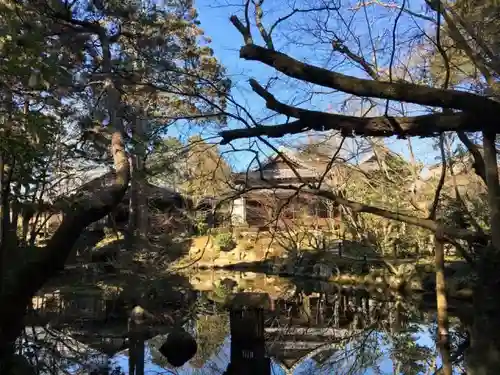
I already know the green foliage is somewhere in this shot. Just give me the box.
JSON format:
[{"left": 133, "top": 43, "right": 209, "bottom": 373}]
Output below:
[
  {"left": 180, "top": 136, "right": 232, "bottom": 199},
  {"left": 194, "top": 218, "right": 210, "bottom": 236},
  {"left": 214, "top": 232, "right": 236, "bottom": 251},
  {"left": 191, "top": 312, "right": 229, "bottom": 368},
  {"left": 441, "top": 193, "right": 488, "bottom": 230},
  {"left": 147, "top": 137, "right": 186, "bottom": 187},
  {"left": 0, "top": 0, "right": 230, "bottom": 239},
  {"left": 423, "top": 0, "right": 500, "bottom": 93},
  {"left": 209, "top": 280, "right": 233, "bottom": 303},
  {"left": 147, "top": 136, "right": 232, "bottom": 201},
  {"left": 340, "top": 147, "right": 426, "bottom": 255},
  {"left": 385, "top": 324, "right": 434, "bottom": 375}
]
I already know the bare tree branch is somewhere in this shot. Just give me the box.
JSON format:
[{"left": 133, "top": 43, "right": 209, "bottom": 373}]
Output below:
[
  {"left": 217, "top": 183, "right": 484, "bottom": 245},
  {"left": 253, "top": 0, "right": 274, "bottom": 50},
  {"left": 331, "top": 40, "right": 378, "bottom": 79},
  {"left": 219, "top": 79, "right": 484, "bottom": 143},
  {"left": 457, "top": 132, "right": 486, "bottom": 184},
  {"left": 428, "top": 134, "right": 447, "bottom": 220},
  {"left": 234, "top": 42, "right": 500, "bottom": 113},
  {"left": 350, "top": 0, "right": 436, "bottom": 23}
]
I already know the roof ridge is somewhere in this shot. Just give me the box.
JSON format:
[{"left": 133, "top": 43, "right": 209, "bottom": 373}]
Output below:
[{"left": 278, "top": 146, "right": 324, "bottom": 173}]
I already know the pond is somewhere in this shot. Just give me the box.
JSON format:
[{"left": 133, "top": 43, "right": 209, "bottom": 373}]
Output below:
[
  {"left": 110, "top": 325, "right": 456, "bottom": 375},
  {"left": 24, "top": 269, "right": 469, "bottom": 374}
]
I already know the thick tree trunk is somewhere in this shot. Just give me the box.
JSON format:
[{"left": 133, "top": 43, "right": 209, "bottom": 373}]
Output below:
[
  {"left": 0, "top": 295, "right": 31, "bottom": 371},
  {"left": 129, "top": 155, "right": 139, "bottom": 237},
  {"left": 129, "top": 157, "right": 148, "bottom": 241},
  {"left": 9, "top": 194, "right": 20, "bottom": 248},
  {"left": 0, "top": 153, "right": 5, "bottom": 285},
  {"left": 466, "top": 270, "right": 500, "bottom": 374},
  {"left": 128, "top": 115, "right": 148, "bottom": 246},
  {"left": 21, "top": 213, "right": 30, "bottom": 246},
  {"left": 0, "top": 131, "right": 130, "bottom": 373},
  {"left": 464, "top": 133, "right": 500, "bottom": 374},
  {"left": 0, "top": 155, "right": 14, "bottom": 281},
  {"left": 482, "top": 132, "right": 500, "bottom": 250},
  {"left": 435, "top": 236, "right": 452, "bottom": 375}
]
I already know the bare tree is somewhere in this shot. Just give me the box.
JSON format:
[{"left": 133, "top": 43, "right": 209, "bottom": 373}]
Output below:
[{"left": 212, "top": 1, "right": 500, "bottom": 373}]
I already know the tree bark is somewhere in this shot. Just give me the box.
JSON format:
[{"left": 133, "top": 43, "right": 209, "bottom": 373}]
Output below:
[
  {"left": 0, "top": 153, "right": 5, "bottom": 288},
  {"left": 235, "top": 43, "right": 500, "bottom": 114},
  {"left": 465, "top": 132, "right": 500, "bottom": 373},
  {"left": 129, "top": 154, "right": 139, "bottom": 238},
  {"left": 482, "top": 132, "right": 500, "bottom": 250},
  {"left": 0, "top": 131, "right": 130, "bottom": 373},
  {"left": 464, "top": 135, "right": 500, "bottom": 375},
  {"left": 457, "top": 132, "right": 486, "bottom": 184},
  {"left": 222, "top": 10, "right": 500, "bottom": 375},
  {"left": 128, "top": 114, "right": 149, "bottom": 246},
  {"left": 221, "top": 16, "right": 500, "bottom": 144},
  {"left": 219, "top": 104, "right": 486, "bottom": 143},
  {"left": 435, "top": 234, "right": 452, "bottom": 375},
  {"left": 466, "top": 250, "right": 500, "bottom": 375}
]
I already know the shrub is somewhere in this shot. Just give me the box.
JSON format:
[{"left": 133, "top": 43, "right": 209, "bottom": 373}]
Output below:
[
  {"left": 195, "top": 219, "right": 209, "bottom": 236},
  {"left": 215, "top": 232, "right": 236, "bottom": 251}
]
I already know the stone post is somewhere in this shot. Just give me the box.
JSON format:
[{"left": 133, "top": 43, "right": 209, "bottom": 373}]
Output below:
[{"left": 222, "top": 293, "right": 272, "bottom": 375}]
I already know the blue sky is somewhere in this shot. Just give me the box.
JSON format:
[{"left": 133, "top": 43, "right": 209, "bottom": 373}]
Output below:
[
  {"left": 172, "top": 0, "right": 445, "bottom": 172},
  {"left": 108, "top": 323, "right": 455, "bottom": 374}
]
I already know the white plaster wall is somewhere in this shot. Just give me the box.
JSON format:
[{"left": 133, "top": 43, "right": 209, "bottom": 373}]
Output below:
[{"left": 231, "top": 197, "right": 246, "bottom": 224}]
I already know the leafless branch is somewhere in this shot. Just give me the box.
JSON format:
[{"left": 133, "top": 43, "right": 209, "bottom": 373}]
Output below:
[
  {"left": 428, "top": 134, "right": 447, "bottom": 220},
  {"left": 234, "top": 42, "right": 500, "bottom": 113}
]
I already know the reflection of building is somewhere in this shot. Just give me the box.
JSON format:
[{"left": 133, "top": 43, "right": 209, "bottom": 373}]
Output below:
[
  {"left": 266, "top": 327, "right": 353, "bottom": 374},
  {"left": 265, "top": 290, "right": 408, "bottom": 374},
  {"left": 27, "top": 284, "right": 416, "bottom": 374}
]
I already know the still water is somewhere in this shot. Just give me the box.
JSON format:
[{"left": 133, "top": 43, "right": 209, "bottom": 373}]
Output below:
[
  {"left": 111, "top": 326, "right": 451, "bottom": 375},
  {"left": 25, "top": 269, "right": 468, "bottom": 374}
]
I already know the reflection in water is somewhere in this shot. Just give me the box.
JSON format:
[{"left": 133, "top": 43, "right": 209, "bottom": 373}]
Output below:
[
  {"left": 24, "top": 270, "right": 468, "bottom": 374},
  {"left": 111, "top": 327, "right": 444, "bottom": 375}
]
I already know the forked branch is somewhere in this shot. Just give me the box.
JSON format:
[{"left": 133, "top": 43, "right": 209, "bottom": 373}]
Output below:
[
  {"left": 236, "top": 43, "right": 500, "bottom": 114},
  {"left": 222, "top": 13, "right": 500, "bottom": 143},
  {"left": 220, "top": 80, "right": 486, "bottom": 143},
  {"left": 4, "top": 131, "right": 130, "bottom": 301}
]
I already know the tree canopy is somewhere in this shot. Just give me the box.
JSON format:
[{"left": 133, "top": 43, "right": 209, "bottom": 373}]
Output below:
[{"left": 3, "top": 0, "right": 500, "bottom": 373}]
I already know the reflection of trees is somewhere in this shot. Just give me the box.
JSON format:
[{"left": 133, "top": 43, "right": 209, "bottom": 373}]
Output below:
[
  {"left": 265, "top": 286, "right": 464, "bottom": 375},
  {"left": 17, "top": 325, "right": 121, "bottom": 375},
  {"left": 190, "top": 311, "right": 229, "bottom": 369},
  {"left": 303, "top": 328, "right": 383, "bottom": 375},
  {"left": 149, "top": 281, "right": 466, "bottom": 375},
  {"left": 385, "top": 325, "right": 434, "bottom": 375},
  {"left": 424, "top": 319, "right": 469, "bottom": 375},
  {"left": 379, "top": 296, "right": 435, "bottom": 375},
  {"left": 26, "top": 271, "right": 470, "bottom": 375}
]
